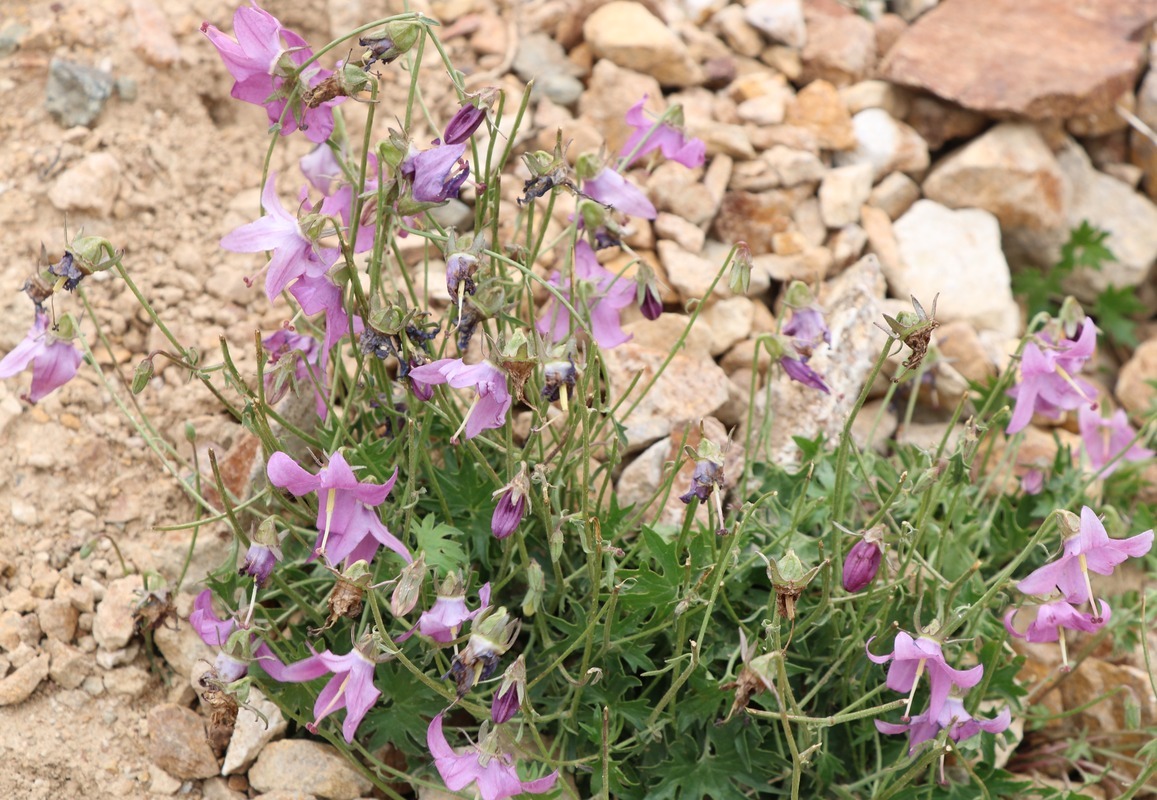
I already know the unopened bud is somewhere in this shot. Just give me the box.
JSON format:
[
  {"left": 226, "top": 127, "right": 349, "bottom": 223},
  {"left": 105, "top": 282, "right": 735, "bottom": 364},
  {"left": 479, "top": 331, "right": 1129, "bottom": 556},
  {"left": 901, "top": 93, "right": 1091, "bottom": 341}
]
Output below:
[
  {"left": 391, "top": 553, "right": 426, "bottom": 617},
  {"left": 841, "top": 538, "right": 882, "bottom": 593},
  {"left": 131, "top": 358, "right": 154, "bottom": 394},
  {"left": 522, "top": 559, "right": 544, "bottom": 618}
]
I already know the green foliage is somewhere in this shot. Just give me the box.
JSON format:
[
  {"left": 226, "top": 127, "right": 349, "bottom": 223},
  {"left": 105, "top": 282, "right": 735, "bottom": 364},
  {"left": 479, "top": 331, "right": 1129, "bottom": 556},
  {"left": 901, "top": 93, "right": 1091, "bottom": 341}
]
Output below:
[
  {"left": 94, "top": 15, "right": 1157, "bottom": 800},
  {"left": 1013, "top": 221, "right": 1142, "bottom": 347}
]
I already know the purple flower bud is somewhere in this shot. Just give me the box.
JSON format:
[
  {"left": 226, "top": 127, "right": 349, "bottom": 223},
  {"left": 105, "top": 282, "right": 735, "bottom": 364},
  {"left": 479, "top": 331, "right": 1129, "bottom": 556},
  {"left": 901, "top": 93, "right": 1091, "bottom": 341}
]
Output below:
[
  {"left": 491, "top": 682, "right": 520, "bottom": 724},
  {"left": 783, "top": 307, "right": 830, "bottom": 357},
  {"left": 240, "top": 543, "right": 278, "bottom": 587},
  {"left": 640, "top": 284, "right": 662, "bottom": 320},
  {"left": 842, "top": 538, "right": 882, "bottom": 593},
  {"left": 491, "top": 490, "right": 527, "bottom": 539},
  {"left": 444, "top": 104, "right": 486, "bottom": 145}
]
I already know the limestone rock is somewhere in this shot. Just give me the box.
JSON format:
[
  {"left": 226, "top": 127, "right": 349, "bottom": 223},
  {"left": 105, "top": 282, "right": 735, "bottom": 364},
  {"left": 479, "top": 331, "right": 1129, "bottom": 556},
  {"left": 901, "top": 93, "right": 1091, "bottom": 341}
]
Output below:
[
  {"left": 837, "top": 108, "right": 929, "bottom": 180},
  {"left": 713, "top": 5, "right": 764, "bottom": 58},
  {"left": 625, "top": 313, "right": 715, "bottom": 357},
  {"left": 50, "top": 152, "right": 123, "bottom": 217},
  {"left": 1007, "top": 140, "right": 1157, "bottom": 300},
  {"left": 767, "top": 256, "right": 888, "bottom": 465},
  {"left": 819, "top": 163, "right": 874, "bottom": 228},
  {"left": 46, "top": 638, "right": 90, "bottom": 689},
  {"left": 248, "top": 740, "right": 373, "bottom": 800},
  {"left": 713, "top": 188, "right": 806, "bottom": 254},
  {"left": 223, "top": 689, "right": 288, "bottom": 775},
  {"left": 37, "top": 598, "right": 78, "bottom": 642},
  {"left": 700, "top": 296, "right": 755, "bottom": 355},
  {"left": 1118, "top": 339, "right": 1157, "bottom": 417},
  {"left": 881, "top": 0, "right": 1156, "bottom": 119},
  {"left": 646, "top": 161, "right": 716, "bottom": 226},
  {"left": 765, "top": 146, "right": 826, "bottom": 187},
  {"left": 783, "top": 79, "right": 855, "bottom": 150},
  {"left": 93, "top": 574, "right": 143, "bottom": 651},
  {"left": 868, "top": 172, "right": 920, "bottom": 220},
  {"left": 602, "top": 329, "right": 731, "bottom": 452},
  {"left": 147, "top": 704, "right": 219, "bottom": 780},
  {"left": 659, "top": 240, "right": 726, "bottom": 301},
  {"left": 584, "top": 2, "right": 704, "bottom": 87},
  {"left": 745, "top": 0, "right": 806, "bottom": 49},
  {"left": 890, "top": 200, "right": 1019, "bottom": 336},
  {"left": 801, "top": 4, "right": 877, "bottom": 87},
  {"left": 0, "top": 653, "right": 49, "bottom": 706},
  {"left": 922, "top": 122, "right": 1065, "bottom": 231},
  {"left": 655, "top": 213, "right": 706, "bottom": 253}
]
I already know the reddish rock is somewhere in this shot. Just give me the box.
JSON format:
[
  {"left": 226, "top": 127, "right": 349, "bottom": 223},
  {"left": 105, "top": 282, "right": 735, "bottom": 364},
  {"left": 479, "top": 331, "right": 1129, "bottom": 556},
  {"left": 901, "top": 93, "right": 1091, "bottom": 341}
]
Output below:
[
  {"left": 881, "top": 0, "right": 1157, "bottom": 119},
  {"left": 800, "top": 2, "right": 877, "bottom": 87},
  {"left": 713, "top": 189, "right": 808, "bottom": 254}
]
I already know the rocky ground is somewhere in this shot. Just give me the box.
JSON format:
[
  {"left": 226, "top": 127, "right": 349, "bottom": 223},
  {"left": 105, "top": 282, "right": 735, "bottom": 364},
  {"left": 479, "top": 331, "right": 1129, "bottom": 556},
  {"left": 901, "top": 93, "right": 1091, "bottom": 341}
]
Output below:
[{"left": 1, "top": 0, "right": 1157, "bottom": 798}]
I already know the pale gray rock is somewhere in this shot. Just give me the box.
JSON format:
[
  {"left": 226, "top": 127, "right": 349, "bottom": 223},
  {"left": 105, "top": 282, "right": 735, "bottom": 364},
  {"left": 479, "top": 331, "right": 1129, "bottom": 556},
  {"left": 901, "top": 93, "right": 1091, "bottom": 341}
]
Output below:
[
  {"left": 147, "top": 703, "right": 219, "bottom": 780},
  {"left": 513, "top": 34, "right": 584, "bottom": 106},
  {"left": 745, "top": 0, "right": 806, "bottom": 49},
  {"left": 223, "top": 689, "right": 288, "bottom": 775},
  {"left": 836, "top": 108, "right": 929, "bottom": 180},
  {"left": 45, "top": 59, "right": 113, "bottom": 127},
  {"left": 819, "top": 163, "right": 874, "bottom": 228},
  {"left": 767, "top": 256, "right": 888, "bottom": 466},
  {"left": 584, "top": 2, "right": 704, "bottom": 87},
  {"left": 249, "top": 740, "right": 373, "bottom": 800},
  {"left": 93, "top": 574, "right": 143, "bottom": 651},
  {"left": 922, "top": 123, "right": 1064, "bottom": 231},
  {"left": 890, "top": 200, "right": 1019, "bottom": 336},
  {"left": 892, "top": 0, "right": 939, "bottom": 22}
]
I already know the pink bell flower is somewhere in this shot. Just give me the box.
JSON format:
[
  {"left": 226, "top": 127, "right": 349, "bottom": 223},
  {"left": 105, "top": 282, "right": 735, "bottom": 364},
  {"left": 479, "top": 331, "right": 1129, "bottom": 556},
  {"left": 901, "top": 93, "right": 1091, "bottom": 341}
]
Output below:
[
  {"left": 189, "top": 590, "right": 250, "bottom": 683},
  {"left": 867, "top": 631, "right": 984, "bottom": 721},
  {"left": 620, "top": 96, "right": 706, "bottom": 169},
  {"left": 408, "top": 358, "right": 512, "bottom": 441},
  {"left": 201, "top": 2, "right": 342, "bottom": 143},
  {"left": 1015, "top": 506, "right": 1152, "bottom": 605},
  {"left": 416, "top": 578, "right": 492, "bottom": 644},
  {"left": 220, "top": 173, "right": 339, "bottom": 303},
  {"left": 1004, "top": 598, "right": 1110, "bottom": 644},
  {"left": 876, "top": 696, "right": 1010, "bottom": 756},
  {"left": 583, "top": 167, "right": 657, "bottom": 219},
  {"left": 427, "top": 713, "right": 559, "bottom": 800},
  {"left": 0, "top": 311, "right": 83, "bottom": 403},
  {"left": 401, "top": 141, "right": 470, "bottom": 203},
  {"left": 537, "top": 240, "right": 635, "bottom": 350},
  {"left": 257, "top": 643, "right": 381, "bottom": 743},
  {"left": 1006, "top": 319, "right": 1098, "bottom": 434},
  {"left": 266, "top": 450, "right": 410, "bottom": 565},
  {"left": 1078, "top": 405, "right": 1154, "bottom": 478}
]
